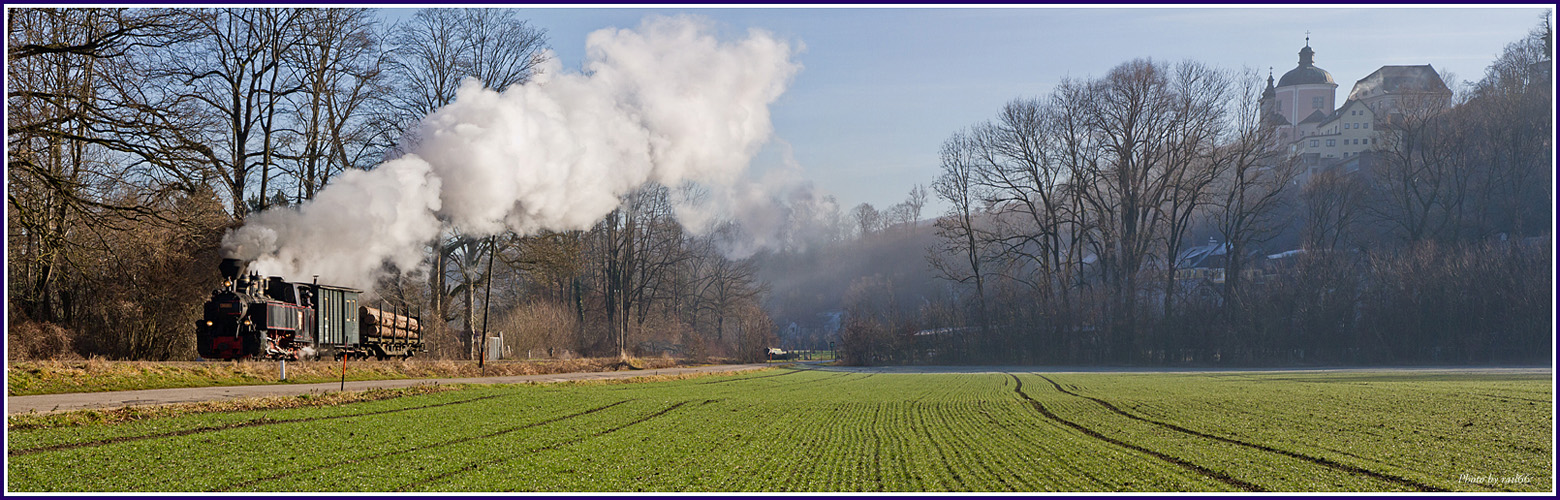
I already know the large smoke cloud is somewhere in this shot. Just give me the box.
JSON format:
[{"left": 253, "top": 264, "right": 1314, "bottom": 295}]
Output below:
[
  {"left": 672, "top": 140, "right": 846, "bottom": 259},
  {"left": 222, "top": 15, "right": 800, "bottom": 290}
]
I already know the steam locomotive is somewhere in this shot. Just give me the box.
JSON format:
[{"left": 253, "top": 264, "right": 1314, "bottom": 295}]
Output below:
[{"left": 196, "top": 258, "right": 424, "bottom": 361}]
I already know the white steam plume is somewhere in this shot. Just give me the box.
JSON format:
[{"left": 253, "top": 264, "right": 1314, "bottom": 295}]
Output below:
[
  {"left": 672, "top": 142, "right": 845, "bottom": 259},
  {"left": 222, "top": 16, "right": 800, "bottom": 290}
]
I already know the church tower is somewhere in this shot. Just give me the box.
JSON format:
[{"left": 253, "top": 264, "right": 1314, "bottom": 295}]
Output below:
[{"left": 1272, "top": 36, "right": 1337, "bottom": 142}]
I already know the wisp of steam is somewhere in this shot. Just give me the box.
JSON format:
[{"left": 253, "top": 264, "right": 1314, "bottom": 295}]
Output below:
[{"left": 222, "top": 16, "right": 800, "bottom": 291}]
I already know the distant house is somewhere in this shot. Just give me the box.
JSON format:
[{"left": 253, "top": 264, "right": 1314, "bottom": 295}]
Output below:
[
  {"left": 1174, "top": 237, "right": 1230, "bottom": 283},
  {"left": 1172, "top": 238, "right": 1290, "bottom": 288},
  {"left": 912, "top": 326, "right": 978, "bottom": 338}
]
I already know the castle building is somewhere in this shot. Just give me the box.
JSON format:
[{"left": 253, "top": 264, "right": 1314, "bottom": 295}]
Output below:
[{"left": 1259, "top": 39, "right": 1453, "bottom": 182}]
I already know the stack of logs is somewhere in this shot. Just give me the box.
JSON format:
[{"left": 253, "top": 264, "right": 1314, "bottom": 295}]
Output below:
[{"left": 360, "top": 306, "right": 420, "bottom": 341}]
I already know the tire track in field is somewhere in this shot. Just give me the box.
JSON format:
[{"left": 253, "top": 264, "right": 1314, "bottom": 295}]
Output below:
[
  {"left": 215, "top": 400, "right": 631, "bottom": 492},
  {"left": 971, "top": 400, "right": 1108, "bottom": 490},
  {"left": 1034, "top": 374, "right": 1450, "bottom": 493},
  {"left": 1467, "top": 393, "right": 1551, "bottom": 404},
  {"left": 397, "top": 400, "right": 693, "bottom": 492},
  {"left": 1124, "top": 396, "right": 1509, "bottom": 492},
  {"left": 796, "top": 371, "right": 870, "bottom": 387},
  {"left": 1007, "top": 374, "right": 1264, "bottom": 492},
  {"left": 8, "top": 393, "right": 506, "bottom": 457},
  {"left": 694, "top": 369, "right": 799, "bottom": 385},
  {"left": 729, "top": 371, "right": 858, "bottom": 394},
  {"left": 598, "top": 368, "right": 787, "bottom": 391}
]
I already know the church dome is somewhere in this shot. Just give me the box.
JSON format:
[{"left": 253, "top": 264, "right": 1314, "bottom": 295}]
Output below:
[{"left": 1277, "top": 44, "right": 1334, "bottom": 87}]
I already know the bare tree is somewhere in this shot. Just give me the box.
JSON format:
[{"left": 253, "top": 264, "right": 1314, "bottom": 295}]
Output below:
[
  {"left": 589, "top": 186, "right": 687, "bottom": 357},
  {"left": 7, "top": 8, "right": 206, "bottom": 324},
  {"left": 1155, "top": 62, "right": 1231, "bottom": 322},
  {"left": 1301, "top": 168, "right": 1366, "bottom": 252},
  {"left": 851, "top": 202, "right": 881, "bottom": 238},
  {"left": 822, "top": 194, "right": 850, "bottom": 244},
  {"left": 1072, "top": 59, "right": 1185, "bottom": 361},
  {"left": 284, "top": 8, "right": 390, "bottom": 200},
  {"left": 1463, "top": 17, "right": 1553, "bottom": 237},
  {"left": 930, "top": 131, "right": 992, "bottom": 336},
  {"left": 883, "top": 203, "right": 915, "bottom": 232},
  {"left": 154, "top": 8, "right": 315, "bottom": 218},
  {"left": 1367, "top": 87, "right": 1463, "bottom": 244},
  {"left": 1208, "top": 69, "right": 1293, "bottom": 309},
  {"left": 384, "top": 8, "right": 548, "bottom": 150},
  {"left": 1049, "top": 78, "right": 1105, "bottom": 340},
  {"left": 905, "top": 184, "right": 929, "bottom": 224},
  {"left": 968, "top": 98, "right": 1067, "bottom": 302},
  {"left": 688, "top": 225, "right": 764, "bottom": 343}
]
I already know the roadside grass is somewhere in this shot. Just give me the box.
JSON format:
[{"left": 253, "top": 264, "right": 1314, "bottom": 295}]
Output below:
[
  {"left": 6, "top": 368, "right": 1551, "bottom": 492},
  {"left": 6, "top": 384, "right": 462, "bottom": 431},
  {"left": 6, "top": 356, "right": 703, "bottom": 396}
]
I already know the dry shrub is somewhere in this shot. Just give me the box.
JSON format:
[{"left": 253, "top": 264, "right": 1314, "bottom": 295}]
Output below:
[
  {"left": 629, "top": 312, "right": 690, "bottom": 358},
  {"left": 67, "top": 190, "right": 225, "bottom": 360},
  {"left": 495, "top": 300, "right": 578, "bottom": 359},
  {"left": 420, "top": 322, "right": 469, "bottom": 360},
  {"left": 7, "top": 320, "right": 80, "bottom": 361}
]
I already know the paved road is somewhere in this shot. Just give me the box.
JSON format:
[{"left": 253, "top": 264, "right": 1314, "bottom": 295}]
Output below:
[{"left": 6, "top": 363, "right": 775, "bottom": 416}]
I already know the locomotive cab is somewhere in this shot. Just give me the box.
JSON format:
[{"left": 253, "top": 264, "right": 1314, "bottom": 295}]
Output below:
[{"left": 198, "top": 258, "right": 320, "bottom": 361}]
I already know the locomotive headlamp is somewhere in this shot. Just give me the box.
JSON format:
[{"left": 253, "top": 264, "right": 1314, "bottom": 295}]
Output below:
[{"left": 206, "top": 321, "right": 213, "bottom": 326}]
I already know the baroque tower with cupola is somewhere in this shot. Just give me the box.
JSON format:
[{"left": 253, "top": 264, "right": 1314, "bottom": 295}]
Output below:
[{"left": 1260, "top": 38, "right": 1338, "bottom": 144}]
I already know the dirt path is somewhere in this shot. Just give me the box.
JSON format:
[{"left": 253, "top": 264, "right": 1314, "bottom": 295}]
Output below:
[{"left": 5, "top": 363, "right": 773, "bottom": 416}]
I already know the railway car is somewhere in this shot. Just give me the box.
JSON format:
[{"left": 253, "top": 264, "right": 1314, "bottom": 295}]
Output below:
[{"left": 196, "top": 258, "right": 424, "bottom": 361}]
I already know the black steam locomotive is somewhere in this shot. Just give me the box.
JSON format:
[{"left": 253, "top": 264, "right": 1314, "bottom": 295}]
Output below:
[{"left": 196, "top": 258, "right": 424, "bottom": 361}]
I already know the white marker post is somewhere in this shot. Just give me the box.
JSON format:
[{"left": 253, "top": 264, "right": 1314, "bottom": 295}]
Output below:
[{"left": 281, "top": 358, "right": 287, "bottom": 381}]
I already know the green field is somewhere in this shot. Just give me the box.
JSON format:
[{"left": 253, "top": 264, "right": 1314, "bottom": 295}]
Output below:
[{"left": 6, "top": 367, "right": 1551, "bottom": 492}]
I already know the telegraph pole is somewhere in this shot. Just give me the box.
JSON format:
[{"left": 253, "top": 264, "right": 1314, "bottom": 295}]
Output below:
[{"left": 479, "top": 235, "right": 498, "bottom": 374}]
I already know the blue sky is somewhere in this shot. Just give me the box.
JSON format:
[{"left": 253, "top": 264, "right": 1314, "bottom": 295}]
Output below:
[{"left": 383, "top": 5, "right": 1552, "bottom": 214}]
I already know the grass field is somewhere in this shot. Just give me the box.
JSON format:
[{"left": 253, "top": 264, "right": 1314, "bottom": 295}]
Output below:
[{"left": 6, "top": 367, "right": 1551, "bottom": 492}]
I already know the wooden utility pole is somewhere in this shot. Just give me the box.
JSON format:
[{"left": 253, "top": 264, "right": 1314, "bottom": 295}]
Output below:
[{"left": 479, "top": 235, "right": 498, "bottom": 373}]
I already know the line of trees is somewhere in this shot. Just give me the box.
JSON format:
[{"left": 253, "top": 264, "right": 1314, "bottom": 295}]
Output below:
[
  {"left": 843, "top": 19, "right": 1552, "bottom": 366},
  {"left": 7, "top": 8, "right": 772, "bottom": 361}
]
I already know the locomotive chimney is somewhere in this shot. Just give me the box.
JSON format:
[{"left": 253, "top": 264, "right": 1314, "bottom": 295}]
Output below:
[{"left": 219, "top": 258, "right": 248, "bottom": 281}]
